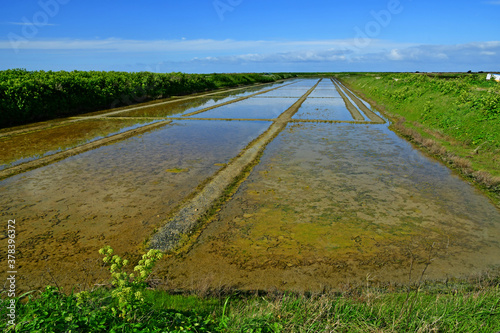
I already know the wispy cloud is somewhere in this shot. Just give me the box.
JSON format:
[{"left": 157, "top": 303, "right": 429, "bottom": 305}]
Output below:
[
  {"left": 3, "top": 21, "right": 58, "bottom": 26},
  {"left": 379, "top": 42, "right": 500, "bottom": 63},
  {"left": 0, "top": 37, "right": 414, "bottom": 54},
  {"left": 1, "top": 37, "right": 498, "bottom": 72},
  {"left": 483, "top": 0, "right": 500, "bottom": 4},
  {"left": 193, "top": 49, "right": 352, "bottom": 64},
  {"left": 184, "top": 41, "right": 500, "bottom": 66}
]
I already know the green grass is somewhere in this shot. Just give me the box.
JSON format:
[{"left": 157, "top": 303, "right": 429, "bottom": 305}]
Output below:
[
  {"left": 337, "top": 72, "right": 500, "bottom": 147},
  {"left": 2, "top": 245, "right": 499, "bottom": 332},
  {"left": 2, "top": 73, "right": 500, "bottom": 331},
  {"left": 2, "top": 278, "right": 499, "bottom": 332},
  {"left": 336, "top": 72, "right": 500, "bottom": 202}
]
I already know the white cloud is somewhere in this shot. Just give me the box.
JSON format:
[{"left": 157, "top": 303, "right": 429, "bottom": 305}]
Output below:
[
  {"left": 381, "top": 42, "right": 500, "bottom": 62},
  {"left": 483, "top": 0, "right": 500, "bottom": 4},
  {"left": 3, "top": 21, "right": 57, "bottom": 26},
  {"left": 0, "top": 37, "right": 414, "bottom": 54},
  {"left": 1, "top": 37, "right": 498, "bottom": 72},
  {"left": 388, "top": 49, "right": 403, "bottom": 60},
  {"left": 182, "top": 41, "right": 500, "bottom": 66},
  {"left": 195, "top": 49, "right": 351, "bottom": 64}
]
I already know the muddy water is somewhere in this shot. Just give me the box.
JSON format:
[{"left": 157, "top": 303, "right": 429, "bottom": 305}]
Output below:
[
  {"left": 161, "top": 122, "right": 500, "bottom": 292},
  {"left": 110, "top": 97, "right": 236, "bottom": 118},
  {"left": 110, "top": 85, "right": 285, "bottom": 118},
  {"left": 3, "top": 77, "right": 498, "bottom": 294},
  {"left": 0, "top": 120, "right": 272, "bottom": 292},
  {"left": 0, "top": 119, "right": 157, "bottom": 171},
  {"left": 293, "top": 98, "right": 354, "bottom": 121}
]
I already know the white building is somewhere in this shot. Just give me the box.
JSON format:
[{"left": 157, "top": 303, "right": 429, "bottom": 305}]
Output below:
[{"left": 486, "top": 73, "right": 500, "bottom": 82}]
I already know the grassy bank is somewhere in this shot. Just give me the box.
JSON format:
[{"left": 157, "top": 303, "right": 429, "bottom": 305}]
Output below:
[
  {"left": 2, "top": 246, "right": 499, "bottom": 332},
  {"left": 0, "top": 70, "right": 295, "bottom": 128},
  {"left": 336, "top": 72, "right": 500, "bottom": 204},
  {"left": 2, "top": 277, "right": 499, "bottom": 332}
]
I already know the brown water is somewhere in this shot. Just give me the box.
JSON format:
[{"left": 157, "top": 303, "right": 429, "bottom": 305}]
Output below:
[
  {"left": 0, "top": 120, "right": 272, "bottom": 292},
  {"left": 110, "top": 97, "right": 235, "bottom": 118},
  {"left": 110, "top": 84, "right": 283, "bottom": 118},
  {"left": 292, "top": 98, "right": 353, "bottom": 121},
  {"left": 158, "top": 122, "right": 500, "bottom": 292},
  {"left": 0, "top": 119, "right": 157, "bottom": 170},
  {"left": 1, "top": 78, "right": 499, "bottom": 293}
]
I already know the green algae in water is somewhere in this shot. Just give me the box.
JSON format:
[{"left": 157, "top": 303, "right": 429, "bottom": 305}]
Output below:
[
  {"left": 163, "top": 121, "right": 500, "bottom": 292},
  {"left": 165, "top": 168, "right": 190, "bottom": 173}
]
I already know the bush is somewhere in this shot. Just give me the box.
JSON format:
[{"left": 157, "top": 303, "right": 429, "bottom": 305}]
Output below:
[{"left": 0, "top": 70, "right": 295, "bottom": 128}]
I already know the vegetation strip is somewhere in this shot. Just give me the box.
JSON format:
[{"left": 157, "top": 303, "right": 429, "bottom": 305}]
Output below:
[
  {"left": 180, "top": 82, "right": 296, "bottom": 117},
  {"left": 331, "top": 79, "right": 365, "bottom": 121},
  {"left": 149, "top": 79, "right": 322, "bottom": 251},
  {"left": 6, "top": 264, "right": 499, "bottom": 332},
  {"left": 0, "top": 120, "right": 171, "bottom": 180},
  {"left": 333, "top": 78, "right": 385, "bottom": 123},
  {"left": 336, "top": 73, "right": 500, "bottom": 205},
  {"left": 0, "top": 80, "right": 287, "bottom": 139},
  {"left": 0, "top": 70, "right": 296, "bottom": 128},
  {"left": 81, "top": 82, "right": 290, "bottom": 119}
]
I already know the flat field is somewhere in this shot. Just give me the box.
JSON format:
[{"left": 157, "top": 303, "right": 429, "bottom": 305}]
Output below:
[{"left": 1, "top": 77, "right": 499, "bottom": 294}]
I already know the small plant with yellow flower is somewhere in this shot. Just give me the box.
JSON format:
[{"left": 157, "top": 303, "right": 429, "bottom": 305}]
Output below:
[{"left": 96, "top": 245, "right": 163, "bottom": 321}]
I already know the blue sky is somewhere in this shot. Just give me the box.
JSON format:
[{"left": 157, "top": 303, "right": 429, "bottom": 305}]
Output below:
[{"left": 1, "top": 0, "right": 499, "bottom": 73}]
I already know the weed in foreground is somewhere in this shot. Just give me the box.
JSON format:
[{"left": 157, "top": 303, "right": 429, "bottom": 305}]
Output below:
[
  {"left": 1, "top": 246, "right": 217, "bottom": 332},
  {"left": 1, "top": 245, "right": 499, "bottom": 332}
]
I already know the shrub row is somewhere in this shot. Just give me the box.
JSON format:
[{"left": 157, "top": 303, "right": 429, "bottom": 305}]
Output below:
[{"left": 0, "top": 70, "right": 295, "bottom": 128}]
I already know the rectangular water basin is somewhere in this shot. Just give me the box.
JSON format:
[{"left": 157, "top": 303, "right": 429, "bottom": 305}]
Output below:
[
  {"left": 0, "top": 118, "right": 159, "bottom": 171},
  {"left": 187, "top": 97, "right": 297, "bottom": 119},
  {"left": 162, "top": 122, "right": 500, "bottom": 291},
  {"left": 0, "top": 119, "right": 272, "bottom": 292},
  {"left": 293, "top": 98, "right": 354, "bottom": 121}
]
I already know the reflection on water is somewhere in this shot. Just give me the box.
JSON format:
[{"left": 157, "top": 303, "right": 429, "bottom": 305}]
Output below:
[
  {"left": 107, "top": 83, "right": 289, "bottom": 118},
  {"left": 293, "top": 98, "right": 354, "bottom": 121},
  {"left": 0, "top": 119, "right": 157, "bottom": 171},
  {"left": 113, "top": 97, "right": 235, "bottom": 118},
  {"left": 308, "top": 89, "right": 342, "bottom": 98},
  {"left": 0, "top": 120, "right": 272, "bottom": 292},
  {"left": 2, "top": 77, "right": 498, "bottom": 294},
  {"left": 258, "top": 89, "right": 310, "bottom": 97},
  {"left": 188, "top": 97, "right": 297, "bottom": 119},
  {"left": 162, "top": 122, "right": 500, "bottom": 292}
]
